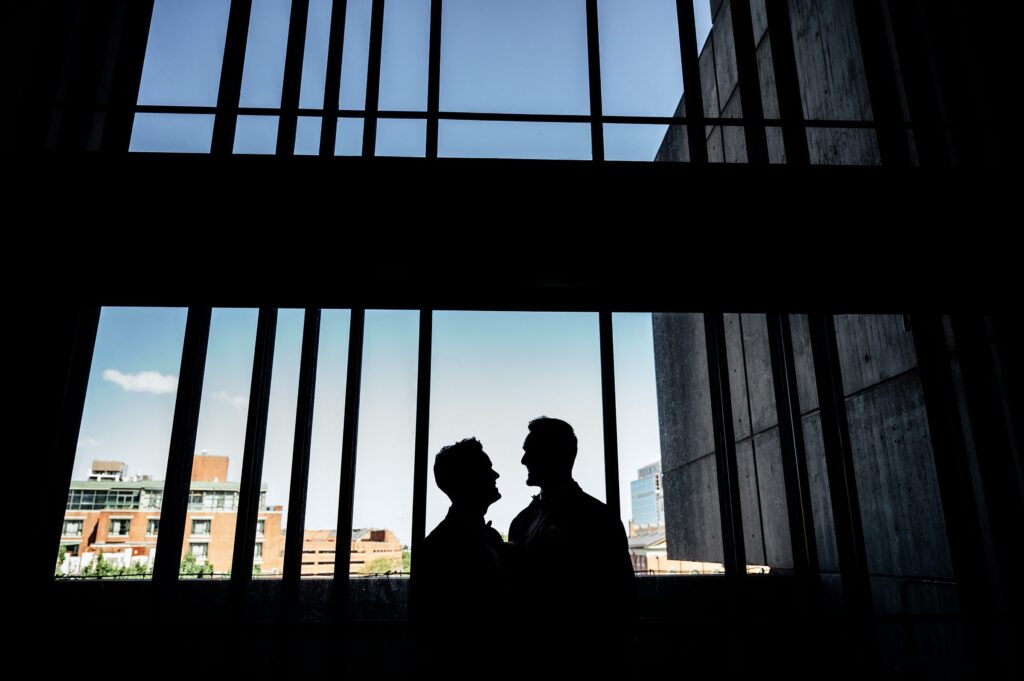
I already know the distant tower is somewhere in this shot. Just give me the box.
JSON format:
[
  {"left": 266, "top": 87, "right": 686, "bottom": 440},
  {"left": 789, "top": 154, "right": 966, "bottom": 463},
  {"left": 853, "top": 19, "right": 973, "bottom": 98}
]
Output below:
[{"left": 629, "top": 461, "right": 664, "bottom": 535}]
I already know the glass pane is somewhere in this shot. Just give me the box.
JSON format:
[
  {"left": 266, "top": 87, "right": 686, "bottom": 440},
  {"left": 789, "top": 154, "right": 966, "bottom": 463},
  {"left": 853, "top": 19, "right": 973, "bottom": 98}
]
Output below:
[
  {"left": 721, "top": 313, "right": 791, "bottom": 573},
  {"left": 598, "top": 0, "right": 682, "bottom": 117},
  {"left": 653, "top": 2, "right": 714, "bottom": 162},
  {"left": 301, "top": 310, "right": 351, "bottom": 579},
  {"left": 439, "top": 121, "right": 591, "bottom": 161},
  {"left": 832, "top": 316, "right": 954, "bottom": 579},
  {"left": 694, "top": 0, "right": 713, "bottom": 51},
  {"left": 606, "top": 124, "right": 686, "bottom": 162},
  {"left": 427, "top": 312, "right": 605, "bottom": 545},
  {"left": 299, "top": 0, "right": 335, "bottom": 109},
  {"left": 239, "top": 0, "right": 293, "bottom": 108},
  {"left": 130, "top": 114, "right": 216, "bottom": 154},
  {"left": 612, "top": 313, "right": 662, "bottom": 549},
  {"left": 234, "top": 115, "right": 280, "bottom": 154},
  {"left": 350, "top": 311, "right": 418, "bottom": 584},
  {"left": 181, "top": 309, "right": 259, "bottom": 578},
  {"left": 379, "top": 0, "right": 430, "bottom": 112},
  {"left": 375, "top": 119, "right": 425, "bottom": 157},
  {"left": 335, "top": 118, "right": 364, "bottom": 155},
  {"left": 786, "top": 314, "right": 840, "bottom": 582},
  {"left": 137, "top": 0, "right": 232, "bottom": 106},
  {"left": 294, "top": 116, "right": 322, "bottom": 155},
  {"left": 440, "top": 0, "right": 590, "bottom": 115},
  {"left": 650, "top": 313, "right": 726, "bottom": 573},
  {"left": 57, "top": 307, "right": 187, "bottom": 579},
  {"left": 339, "top": 0, "right": 373, "bottom": 109},
  {"left": 249, "top": 309, "right": 306, "bottom": 578}
]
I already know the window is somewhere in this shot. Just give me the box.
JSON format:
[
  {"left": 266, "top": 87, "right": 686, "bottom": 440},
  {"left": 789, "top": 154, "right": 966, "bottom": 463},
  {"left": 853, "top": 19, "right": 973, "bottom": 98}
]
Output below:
[
  {"left": 108, "top": 519, "right": 131, "bottom": 537},
  {"left": 147, "top": 519, "right": 160, "bottom": 536},
  {"left": 142, "top": 490, "right": 163, "bottom": 510},
  {"left": 245, "top": 309, "right": 306, "bottom": 578},
  {"left": 108, "top": 490, "right": 141, "bottom": 509},
  {"left": 63, "top": 519, "right": 84, "bottom": 537},
  {"left": 53, "top": 307, "right": 187, "bottom": 581},
  {"left": 181, "top": 308, "right": 259, "bottom": 579},
  {"left": 44, "top": 294, "right": 1014, "bottom": 680},
  {"left": 427, "top": 311, "right": 605, "bottom": 546},
  {"left": 66, "top": 489, "right": 141, "bottom": 510},
  {"left": 191, "top": 519, "right": 212, "bottom": 536},
  {"left": 123, "top": 0, "right": 753, "bottom": 161}
]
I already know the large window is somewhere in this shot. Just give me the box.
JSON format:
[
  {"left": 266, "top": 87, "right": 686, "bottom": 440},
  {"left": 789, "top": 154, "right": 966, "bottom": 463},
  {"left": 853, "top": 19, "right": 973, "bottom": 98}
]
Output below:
[
  {"left": 54, "top": 307, "right": 187, "bottom": 579},
  {"left": 123, "top": 1, "right": 910, "bottom": 164},
  {"left": 62, "top": 520, "right": 84, "bottom": 537},
  {"left": 108, "top": 519, "right": 131, "bottom": 537}
]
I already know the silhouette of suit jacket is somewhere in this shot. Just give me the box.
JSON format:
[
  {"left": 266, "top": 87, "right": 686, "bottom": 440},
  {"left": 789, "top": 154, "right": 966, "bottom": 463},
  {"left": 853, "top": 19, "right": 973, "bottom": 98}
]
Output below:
[
  {"left": 508, "top": 480, "right": 635, "bottom": 662},
  {"left": 416, "top": 506, "right": 508, "bottom": 658}
]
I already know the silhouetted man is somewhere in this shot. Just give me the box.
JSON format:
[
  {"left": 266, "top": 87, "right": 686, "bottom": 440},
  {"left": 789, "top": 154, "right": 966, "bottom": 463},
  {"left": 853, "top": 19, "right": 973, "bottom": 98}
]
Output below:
[
  {"left": 508, "top": 417, "right": 636, "bottom": 674},
  {"left": 415, "top": 438, "right": 508, "bottom": 674}
]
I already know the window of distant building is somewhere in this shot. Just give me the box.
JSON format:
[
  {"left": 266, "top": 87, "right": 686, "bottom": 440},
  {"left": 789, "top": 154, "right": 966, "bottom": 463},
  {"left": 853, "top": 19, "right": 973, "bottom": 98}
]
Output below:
[
  {"left": 257, "top": 519, "right": 265, "bottom": 537},
  {"left": 190, "top": 491, "right": 238, "bottom": 511},
  {"left": 143, "top": 490, "right": 163, "bottom": 510},
  {"left": 191, "top": 519, "right": 212, "bottom": 536},
  {"left": 109, "top": 518, "right": 131, "bottom": 536},
  {"left": 109, "top": 490, "right": 141, "bottom": 509},
  {"left": 147, "top": 518, "right": 160, "bottom": 536},
  {"left": 190, "top": 543, "right": 209, "bottom": 561},
  {"left": 63, "top": 519, "right": 84, "bottom": 537},
  {"left": 254, "top": 542, "right": 263, "bottom": 563}
]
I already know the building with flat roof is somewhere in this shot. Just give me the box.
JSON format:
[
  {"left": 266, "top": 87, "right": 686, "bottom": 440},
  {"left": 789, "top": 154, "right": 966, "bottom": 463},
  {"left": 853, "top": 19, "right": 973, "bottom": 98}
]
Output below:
[
  {"left": 58, "top": 455, "right": 284, "bottom": 576},
  {"left": 301, "top": 528, "right": 405, "bottom": 576}
]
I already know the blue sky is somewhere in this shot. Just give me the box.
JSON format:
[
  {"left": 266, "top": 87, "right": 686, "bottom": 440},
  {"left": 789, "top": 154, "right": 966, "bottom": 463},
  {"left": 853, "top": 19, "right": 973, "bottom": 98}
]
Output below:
[
  {"left": 72, "top": 308, "right": 662, "bottom": 556},
  {"left": 130, "top": 0, "right": 713, "bottom": 160}
]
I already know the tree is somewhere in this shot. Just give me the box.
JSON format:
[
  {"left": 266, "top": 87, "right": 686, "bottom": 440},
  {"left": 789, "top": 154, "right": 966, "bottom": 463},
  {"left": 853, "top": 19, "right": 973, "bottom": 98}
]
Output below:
[
  {"left": 125, "top": 561, "right": 149, "bottom": 577},
  {"left": 55, "top": 545, "right": 67, "bottom": 577},
  {"left": 179, "top": 552, "right": 214, "bottom": 577},
  {"left": 402, "top": 550, "right": 411, "bottom": 573},
  {"left": 365, "top": 556, "right": 400, "bottom": 575}
]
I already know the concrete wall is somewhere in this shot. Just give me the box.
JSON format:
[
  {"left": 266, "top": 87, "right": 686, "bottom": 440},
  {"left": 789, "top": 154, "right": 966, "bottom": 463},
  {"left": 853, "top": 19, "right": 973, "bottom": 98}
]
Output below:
[
  {"left": 653, "top": 311, "right": 963, "bottom": 673},
  {"left": 656, "top": 0, "right": 881, "bottom": 165},
  {"left": 654, "top": 313, "right": 955, "bottom": 579}
]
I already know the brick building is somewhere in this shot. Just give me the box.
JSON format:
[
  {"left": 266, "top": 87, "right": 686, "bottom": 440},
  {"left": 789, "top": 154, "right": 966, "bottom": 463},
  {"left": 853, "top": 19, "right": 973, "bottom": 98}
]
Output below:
[
  {"left": 301, "top": 528, "right": 405, "bottom": 576},
  {"left": 58, "top": 455, "right": 284, "bottom": 576}
]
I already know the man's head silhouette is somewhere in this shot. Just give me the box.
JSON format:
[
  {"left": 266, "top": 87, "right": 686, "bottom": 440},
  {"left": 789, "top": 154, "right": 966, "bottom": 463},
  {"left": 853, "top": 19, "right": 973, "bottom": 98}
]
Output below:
[
  {"left": 521, "top": 417, "right": 577, "bottom": 490},
  {"left": 434, "top": 438, "right": 501, "bottom": 512}
]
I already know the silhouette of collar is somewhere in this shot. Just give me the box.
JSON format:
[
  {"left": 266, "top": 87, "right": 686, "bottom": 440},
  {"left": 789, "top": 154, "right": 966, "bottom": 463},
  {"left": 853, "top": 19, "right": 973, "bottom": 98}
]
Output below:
[
  {"left": 534, "top": 479, "right": 580, "bottom": 510},
  {"left": 445, "top": 505, "right": 491, "bottom": 529}
]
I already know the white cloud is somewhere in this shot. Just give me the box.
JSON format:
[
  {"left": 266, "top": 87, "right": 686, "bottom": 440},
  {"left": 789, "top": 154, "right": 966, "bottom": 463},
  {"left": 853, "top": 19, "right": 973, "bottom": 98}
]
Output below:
[
  {"left": 103, "top": 369, "right": 178, "bottom": 395},
  {"left": 214, "top": 391, "right": 249, "bottom": 412},
  {"left": 77, "top": 437, "right": 102, "bottom": 448}
]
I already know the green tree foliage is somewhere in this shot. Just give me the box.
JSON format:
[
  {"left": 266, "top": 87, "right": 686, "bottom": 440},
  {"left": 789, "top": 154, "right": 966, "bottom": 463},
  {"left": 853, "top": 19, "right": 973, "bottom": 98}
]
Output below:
[
  {"left": 365, "top": 556, "right": 401, "bottom": 575},
  {"left": 179, "top": 552, "right": 214, "bottom": 577},
  {"left": 55, "top": 545, "right": 67, "bottom": 577}
]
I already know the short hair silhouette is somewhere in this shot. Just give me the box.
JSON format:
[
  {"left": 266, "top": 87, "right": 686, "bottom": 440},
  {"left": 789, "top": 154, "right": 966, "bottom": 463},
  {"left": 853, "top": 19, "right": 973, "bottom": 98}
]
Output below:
[
  {"left": 433, "top": 437, "right": 485, "bottom": 498},
  {"left": 527, "top": 416, "right": 578, "bottom": 465}
]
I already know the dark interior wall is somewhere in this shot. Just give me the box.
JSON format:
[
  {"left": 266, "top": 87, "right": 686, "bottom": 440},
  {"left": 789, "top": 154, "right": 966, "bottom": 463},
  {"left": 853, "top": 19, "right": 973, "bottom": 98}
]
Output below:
[{"left": 14, "top": 0, "right": 1019, "bottom": 677}]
